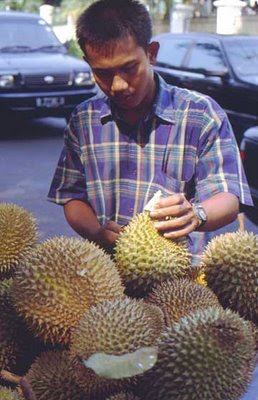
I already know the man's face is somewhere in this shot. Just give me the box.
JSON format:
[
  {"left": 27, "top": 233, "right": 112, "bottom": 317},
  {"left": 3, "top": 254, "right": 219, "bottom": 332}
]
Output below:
[{"left": 84, "top": 36, "right": 159, "bottom": 110}]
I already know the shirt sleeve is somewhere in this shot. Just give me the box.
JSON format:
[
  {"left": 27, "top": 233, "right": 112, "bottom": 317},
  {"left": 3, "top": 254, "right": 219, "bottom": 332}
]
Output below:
[
  {"left": 47, "top": 117, "right": 88, "bottom": 205},
  {"left": 194, "top": 100, "right": 253, "bottom": 207}
]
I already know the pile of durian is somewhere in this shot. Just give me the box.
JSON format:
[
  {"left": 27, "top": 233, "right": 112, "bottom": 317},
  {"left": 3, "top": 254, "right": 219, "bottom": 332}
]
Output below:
[{"left": 0, "top": 202, "right": 257, "bottom": 400}]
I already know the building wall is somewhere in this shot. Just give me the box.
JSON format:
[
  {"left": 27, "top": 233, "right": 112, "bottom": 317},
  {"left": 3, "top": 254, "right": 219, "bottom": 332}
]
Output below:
[{"left": 153, "top": 15, "right": 258, "bottom": 35}]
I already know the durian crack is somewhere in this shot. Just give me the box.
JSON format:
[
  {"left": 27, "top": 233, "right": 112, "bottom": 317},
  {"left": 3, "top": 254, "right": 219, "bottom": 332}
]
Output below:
[{"left": 83, "top": 347, "right": 158, "bottom": 379}]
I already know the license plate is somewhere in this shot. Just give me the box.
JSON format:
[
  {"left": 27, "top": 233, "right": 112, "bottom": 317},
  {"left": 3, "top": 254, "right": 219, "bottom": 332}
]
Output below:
[{"left": 36, "top": 96, "right": 65, "bottom": 108}]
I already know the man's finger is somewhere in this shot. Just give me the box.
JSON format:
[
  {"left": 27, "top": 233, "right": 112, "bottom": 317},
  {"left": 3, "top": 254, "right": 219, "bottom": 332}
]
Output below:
[
  {"left": 156, "top": 193, "right": 185, "bottom": 208},
  {"left": 153, "top": 213, "right": 191, "bottom": 231},
  {"left": 105, "top": 220, "right": 122, "bottom": 233},
  {"left": 163, "top": 220, "right": 197, "bottom": 239}
]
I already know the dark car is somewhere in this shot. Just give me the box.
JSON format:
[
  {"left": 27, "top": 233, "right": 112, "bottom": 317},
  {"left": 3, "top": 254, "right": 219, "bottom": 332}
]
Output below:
[
  {"left": 0, "top": 11, "right": 96, "bottom": 121},
  {"left": 153, "top": 32, "right": 258, "bottom": 145},
  {"left": 240, "top": 126, "right": 258, "bottom": 212}
]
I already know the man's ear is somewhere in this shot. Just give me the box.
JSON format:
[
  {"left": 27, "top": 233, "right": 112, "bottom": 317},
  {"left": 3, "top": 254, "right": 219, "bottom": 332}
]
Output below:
[{"left": 148, "top": 41, "right": 160, "bottom": 65}]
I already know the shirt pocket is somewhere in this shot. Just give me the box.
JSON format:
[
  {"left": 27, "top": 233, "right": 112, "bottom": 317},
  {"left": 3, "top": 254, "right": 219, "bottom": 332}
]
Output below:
[{"left": 144, "top": 170, "right": 195, "bottom": 205}]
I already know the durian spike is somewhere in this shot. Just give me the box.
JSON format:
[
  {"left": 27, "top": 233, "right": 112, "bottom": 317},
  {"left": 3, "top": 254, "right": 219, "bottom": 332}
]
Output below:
[{"left": 84, "top": 347, "right": 158, "bottom": 379}]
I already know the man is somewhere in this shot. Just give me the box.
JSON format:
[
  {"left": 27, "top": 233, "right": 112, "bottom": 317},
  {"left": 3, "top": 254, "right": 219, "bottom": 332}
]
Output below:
[{"left": 48, "top": 0, "right": 252, "bottom": 263}]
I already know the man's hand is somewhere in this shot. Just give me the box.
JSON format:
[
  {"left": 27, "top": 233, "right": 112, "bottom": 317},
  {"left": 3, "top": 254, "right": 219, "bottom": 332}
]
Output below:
[
  {"left": 149, "top": 193, "right": 199, "bottom": 239},
  {"left": 90, "top": 220, "right": 122, "bottom": 252},
  {"left": 64, "top": 200, "right": 122, "bottom": 253}
]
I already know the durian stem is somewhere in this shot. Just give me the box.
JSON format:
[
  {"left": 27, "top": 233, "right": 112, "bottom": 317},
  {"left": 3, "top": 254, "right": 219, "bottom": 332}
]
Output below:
[
  {"left": 237, "top": 213, "right": 245, "bottom": 231},
  {"left": 0, "top": 370, "right": 37, "bottom": 400},
  {"left": 20, "top": 377, "right": 37, "bottom": 400},
  {"left": 0, "top": 369, "right": 21, "bottom": 384}
]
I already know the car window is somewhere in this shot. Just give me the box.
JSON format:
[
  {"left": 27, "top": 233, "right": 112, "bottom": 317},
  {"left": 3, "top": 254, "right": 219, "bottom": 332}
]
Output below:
[
  {"left": 0, "top": 18, "right": 62, "bottom": 51},
  {"left": 187, "top": 42, "right": 226, "bottom": 71},
  {"left": 223, "top": 38, "right": 258, "bottom": 78},
  {"left": 156, "top": 38, "right": 193, "bottom": 68}
]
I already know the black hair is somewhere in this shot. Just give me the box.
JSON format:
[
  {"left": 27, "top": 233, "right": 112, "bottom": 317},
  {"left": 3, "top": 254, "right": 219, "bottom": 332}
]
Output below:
[{"left": 76, "top": 0, "right": 152, "bottom": 53}]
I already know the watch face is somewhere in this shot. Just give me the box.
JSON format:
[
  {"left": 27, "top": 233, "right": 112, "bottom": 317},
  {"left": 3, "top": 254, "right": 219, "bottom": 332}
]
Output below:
[
  {"left": 198, "top": 207, "right": 207, "bottom": 221},
  {"left": 193, "top": 203, "right": 207, "bottom": 226}
]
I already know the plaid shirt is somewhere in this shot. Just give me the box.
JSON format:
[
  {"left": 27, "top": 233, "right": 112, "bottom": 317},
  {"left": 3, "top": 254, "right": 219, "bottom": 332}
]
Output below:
[{"left": 48, "top": 74, "right": 252, "bottom": 261}]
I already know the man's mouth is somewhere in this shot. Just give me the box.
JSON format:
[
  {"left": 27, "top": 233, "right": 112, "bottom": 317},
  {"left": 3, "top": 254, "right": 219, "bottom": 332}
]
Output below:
[{"left": 113, "top": 93, "right": 133, "bottom": 102}]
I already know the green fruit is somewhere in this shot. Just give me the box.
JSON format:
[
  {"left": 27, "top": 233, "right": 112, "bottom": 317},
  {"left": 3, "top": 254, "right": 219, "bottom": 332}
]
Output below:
[
  {"left": 26, "top": 350, "right": 86, "bottom": 400},
  {"left": 201, "top": 231, "right": 258, "bottom": 323},
  {"left": 13, "top": 236, "right": 124, "bottom": 345},
  {"left": 70, "top": 297, "right": 164, "bottom": 399},
  {"left": 0, "top": 203, "right": 37, "bottom": 278},
  {"left": 114, "top": 212, "right": 191, "bottom": 297},
  {"left": 0, "top": 387, "right": 22, "bottom": 400},
  {"left": 139, "top": 306, "right": 256, "bottom": 400},
  {"left": 146, "top": 278, "right": 220, "bottom": 325}
]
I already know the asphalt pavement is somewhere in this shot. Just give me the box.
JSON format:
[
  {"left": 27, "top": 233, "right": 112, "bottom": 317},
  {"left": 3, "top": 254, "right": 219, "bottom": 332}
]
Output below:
[{"left": 0, "top": 117, "right": 257, "bottom": 399}]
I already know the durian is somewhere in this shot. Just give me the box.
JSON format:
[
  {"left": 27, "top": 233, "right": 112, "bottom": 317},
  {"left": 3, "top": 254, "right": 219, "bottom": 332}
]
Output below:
[
  {"left": 26, "top": 350, "right": 86, "bottom": 400},
  {"left": 70, "top": 297, "right": 164, "bottom": 399},
  {"left": 146, "top": 278, "right": 220, "bottom": 326},
  {"left": 114, "top": 212, "right": 191, "bottom": 297},
  {"left": 106, "top": 393, "right": 140, "bottom": 400},
  {"left": 0, "top": 203, "right": 37, "bottom": 278},
  {"left": 0, "top": 279, "right": 40, "bottom": 375},
  {"left": 13, "top": 236, "right": 124, "bottom": 345},
  {"left": 0, "top": 387, "right": 22, "bottom": 400},
  {"left": 201, "top": 231, "right": 258, "bottom": 323},
  {"left": 139, "top": 306, "right": 256, "bottom": 400}
]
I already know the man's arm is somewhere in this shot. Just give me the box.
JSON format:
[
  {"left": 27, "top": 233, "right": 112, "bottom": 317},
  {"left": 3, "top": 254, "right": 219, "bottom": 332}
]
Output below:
[
  {"left": 149, "top": 192, "right": 239, "bottom": 240},
  {"left": 64, "top": 199, "right": 121, "bottom": 250}
]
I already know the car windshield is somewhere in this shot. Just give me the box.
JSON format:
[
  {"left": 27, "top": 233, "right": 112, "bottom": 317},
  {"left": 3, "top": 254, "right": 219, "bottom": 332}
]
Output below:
[
  {"left": 0, "top": 18, "right": 65, "bottom": 52},
  {"left": 224, "top": 38, "right": 258, "bottom": 81}
]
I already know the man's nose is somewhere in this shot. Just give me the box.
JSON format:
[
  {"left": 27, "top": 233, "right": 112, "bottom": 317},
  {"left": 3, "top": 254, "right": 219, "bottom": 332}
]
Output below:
[{"left": 111, "top": 74, "right": 128, "bottom": 92}]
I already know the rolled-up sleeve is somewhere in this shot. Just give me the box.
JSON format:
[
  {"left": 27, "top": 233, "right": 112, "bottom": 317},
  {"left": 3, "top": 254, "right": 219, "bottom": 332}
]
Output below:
[
  {"left": 195, "top": 103, "right": 253, "bottom": 207},
  {"left": 47, "top": 119, "right": 88, "bottom": 205}
]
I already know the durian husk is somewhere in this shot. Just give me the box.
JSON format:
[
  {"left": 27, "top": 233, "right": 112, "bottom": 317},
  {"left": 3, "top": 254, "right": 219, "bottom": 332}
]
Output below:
[
  {"left": 201, "top": 231, "right": 258, "bottom": 323},
  {"left": 70, "top": 297, "right": 164, "bottom": 399},
  {"left": 12, "top": 236, "right": 124, "bottom": 345},
  {"left": 146, "top": 278, "right": 221, "bottom": 326},
  {"left": 0, "top": 203, "right": 38, "bottom": 279},
  {"left": 138, "top": 306, "right": 256, "bottom": 400},
  {"left": 114, "top": 212, "right": 191, "bottom": 297},
  {"left": 106, "top": 393, "right": 140, "bottom": 400},
  {"left": 0, "top": 387, "right": 23, "bottom": 400},
  {"left": 0, "top": 279, "right": 42, "bottom": 376},
  {"left": 26, "top": 350, "right": 86, "bottom": 400}
]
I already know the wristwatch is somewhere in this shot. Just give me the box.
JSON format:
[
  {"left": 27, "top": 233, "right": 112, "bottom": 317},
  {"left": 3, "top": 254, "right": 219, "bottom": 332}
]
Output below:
[{"left": 192, "top": 202, "right": 207, "bottom": 229}]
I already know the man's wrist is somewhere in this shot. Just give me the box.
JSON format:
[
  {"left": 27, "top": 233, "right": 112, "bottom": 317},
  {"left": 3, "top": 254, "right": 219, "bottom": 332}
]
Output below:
[{"left": 191, "top": 202, "right": 207, "bottom": 230}]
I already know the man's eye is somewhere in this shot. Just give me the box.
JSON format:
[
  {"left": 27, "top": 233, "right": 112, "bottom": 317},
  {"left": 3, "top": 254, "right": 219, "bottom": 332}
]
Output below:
[
  {"left": 123, "top": 64, "right": 137, "bottom": 73},
  {"left": 95, "top": 70, "right": 111, "bottom": 78}
]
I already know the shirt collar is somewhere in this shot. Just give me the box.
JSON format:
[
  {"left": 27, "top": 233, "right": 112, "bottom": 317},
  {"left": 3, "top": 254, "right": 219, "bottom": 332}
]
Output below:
[{"left": 99, "top": 73, "right": 176, "bottom": 125}]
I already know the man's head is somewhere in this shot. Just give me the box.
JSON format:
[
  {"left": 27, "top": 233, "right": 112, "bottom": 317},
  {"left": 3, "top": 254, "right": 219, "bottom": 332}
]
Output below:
[
  {"left": 76, "top": 0, "right": 152, "bottom": 54},
  {"left": 76, "top": 0, "right": 159, "bottom": 112}
]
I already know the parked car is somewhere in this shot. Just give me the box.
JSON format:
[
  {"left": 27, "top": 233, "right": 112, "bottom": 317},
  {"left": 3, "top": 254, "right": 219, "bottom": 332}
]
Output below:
[
  {"left": 153, "top": 32, "right": 258, "bottom": 145},
  {"left": 240, "top": 126, "right": 258, "bottom": 212},
  {"left": 0, "top": 11, "right": 96, "bottom": 121}
]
